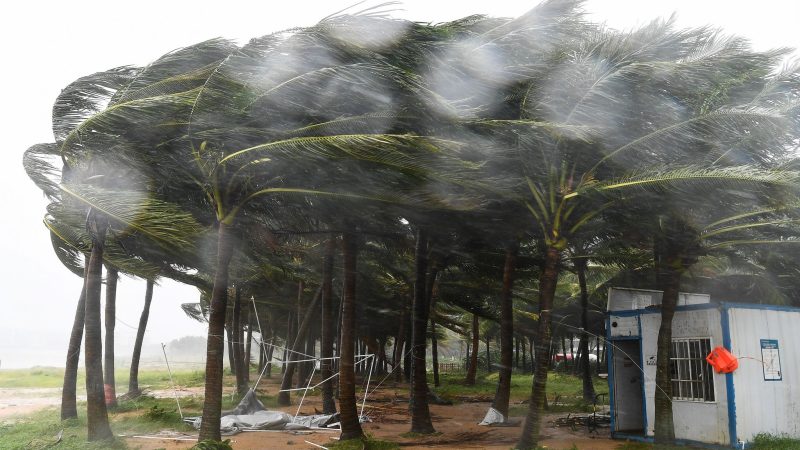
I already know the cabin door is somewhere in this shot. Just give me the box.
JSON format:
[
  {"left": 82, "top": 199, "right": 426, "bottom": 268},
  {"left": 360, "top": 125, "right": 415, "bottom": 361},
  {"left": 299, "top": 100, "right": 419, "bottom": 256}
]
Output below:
[{"left": 612, "top": 340, "right": 644, "bottom": 433}]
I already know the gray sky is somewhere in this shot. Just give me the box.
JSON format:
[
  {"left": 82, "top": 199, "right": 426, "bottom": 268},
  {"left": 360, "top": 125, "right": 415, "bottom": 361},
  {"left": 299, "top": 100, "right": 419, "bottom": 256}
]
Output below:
[{"left": 1, "top": 0, "right": 798, "bottom": 369}]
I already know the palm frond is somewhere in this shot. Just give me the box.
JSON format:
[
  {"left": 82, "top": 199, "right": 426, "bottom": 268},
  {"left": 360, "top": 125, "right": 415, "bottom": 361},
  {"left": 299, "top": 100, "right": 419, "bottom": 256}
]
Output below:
[
  {"left": 52, "top": 66, "right": 140, "bottom": 143},
  {"left": 23, "top": 143, "right": 62, "bottom": 199},
  {"left": 58, "top": 184, "right": 202, "bottom": 251},
  {"left": 593, "top": 107, "right": 792, "bottom": 170},
  {"left": 568, "top": 165, "right": 800, "bottom": 199},
  {"left": 49, "top": 230, "right": 85, "bottom": 277},
  {"left": 112, "top": 38, "right": 238, "bottom": 104},
  {"left": 44, "top": 207, "right": 162, "bottom": 279},
  {"left": 60, "top": 88, "right": 202, "bottom": 161}
]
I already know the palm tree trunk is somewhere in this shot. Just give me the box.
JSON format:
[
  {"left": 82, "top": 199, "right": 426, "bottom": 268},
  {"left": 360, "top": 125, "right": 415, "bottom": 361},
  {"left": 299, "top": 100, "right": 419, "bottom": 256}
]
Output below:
[
  {"left": 199, "top": 221, "right": 235, "bottom": 442},
  {"left": 393, "top": 307, "right": 406, "bottom": 383},
  {"left": 430, "top": 320, "right": 439, "bottom": 387},
  {"left": 339, "top": 232, "right": 364, "bottom": 440},
  {"left": 226, "top": 318, "right": 235, "bottom": 375},
  {"left": 426, "top": 266, "right": 440, "bottom": 388},
  {"left": 103, "top": 266, "right": 118, "bottom": 408},
  {"left": 278, "top": 286, "right": 321, "bottom": 406},
  {"left": 517, "top": 245, "right": 560, "bottom": 450},
  {"left": 492, "top": 241, "right": 518, "bottom": 418},
  {"left": 321, "top": 237, "right": 337, "bottom": 414},
  {"left": 84, "top": 216, "right": 113, "bottom": 441},
  {"left": 61, "top": 277, "right": 87, "bottom": 420},
  {"left": 465, "top": 314, "right": 479, "bottom": 385},
  {"left": 575, "top": 258, "right": 596, "bottom": 402},
  {"left": 266, "top": 331, "right": 275, "bottom": 378},
  {"left": 244, "top": 309, "right": 252, "bottom": 386},
  {"left": 282, "top": 313, "right": 293, "bottom": 376},
  {"left": 128, "top": 279, "right": 153, "bottom": 395},
  {"left": 410, "top": 228, "right": 435, "bottom": 434},
  {"left": 529, "top": 336, "right": 535, "bottom": 374},
  {"left": 303, "top": 332, "right": 316, "bottom": 387},
  {"left": 654, "top": 260, "right": 682, "bottom": 443},
  {"left": 403, "top": 311, "right": 412, "bottom": 382},
  {"left": 486, "top": 334, "right": 491, "bottom": 372},
  {"left": 569, "top": 334, "right": 575, "bottom": 370},
  {"left": 233, "top": 286, "right": 247, "bottom": 397},
  {"left": 264, "top": 328, "right": 278, "bottom": 378}
]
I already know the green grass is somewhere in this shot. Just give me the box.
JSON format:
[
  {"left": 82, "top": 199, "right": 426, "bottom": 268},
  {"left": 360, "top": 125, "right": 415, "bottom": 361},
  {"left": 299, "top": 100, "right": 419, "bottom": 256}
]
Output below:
[
  {"left": 0, "top": 389, "right": 278, "bottom": 450},
  {"left": 0, "top": 367, "right": 206, "bottom": 390},
  {"left": 613, "top": 433, "right": 800, "bottom": 450},
  {"left": 433, "top": 371, "right": 606, "bottom": 414},
  {"left": 615, "top": 443, "right": 712, "bottom": 450},
  {"left": 750, "top": 433, "right": 800, "bottom": 450},
  {"left": 0, "top": 395, "right": 199, "bottom": 450},
  {"left": 0, "top": 367, "right": 80, "bottom": 389},
  {"left": 327, "top": 435, "right": 399, "bottom": 450}
]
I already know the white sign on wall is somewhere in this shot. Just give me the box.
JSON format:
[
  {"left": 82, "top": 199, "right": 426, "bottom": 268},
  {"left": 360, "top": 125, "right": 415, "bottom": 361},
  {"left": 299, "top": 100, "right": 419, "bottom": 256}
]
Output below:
[{"left": 761, "top": 339, "right": 782, "bottom": 381}]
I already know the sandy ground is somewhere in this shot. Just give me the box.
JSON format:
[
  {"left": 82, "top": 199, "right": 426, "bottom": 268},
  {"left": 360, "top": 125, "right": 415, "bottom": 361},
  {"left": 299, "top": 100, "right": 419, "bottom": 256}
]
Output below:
[
  {"left": 1, "top": 379, "right": 620, "bottom": 449},
  {"left": 124, "top": 390, "right": 619, "bottom": 450},
  {"left": 0, "top": 386, "right": 199, "bottom": 420},
  {"left": 0, "top": 388, "right": 80, "bottom": 419}
]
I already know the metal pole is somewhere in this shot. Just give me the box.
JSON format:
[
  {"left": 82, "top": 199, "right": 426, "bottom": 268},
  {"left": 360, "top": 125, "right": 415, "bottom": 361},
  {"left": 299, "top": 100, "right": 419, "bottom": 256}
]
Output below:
[
  {"left": 294, "top": 366, "right": 317, "bottom": 421},
  {"left": 359, "top": 354, "right": 375, "bottom": 419},
  {"left": 252, "top": 339, "right": 275, "bottom": 392},
  {"left": 161, "top": 342, "right": 183, "bottom": 419}
]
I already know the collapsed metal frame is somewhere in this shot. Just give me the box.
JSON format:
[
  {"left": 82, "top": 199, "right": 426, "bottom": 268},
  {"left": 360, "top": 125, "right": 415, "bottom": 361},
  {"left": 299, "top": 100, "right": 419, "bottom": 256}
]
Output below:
[{"left": 249, "top": 296, "right": 376, "bottom": 422}]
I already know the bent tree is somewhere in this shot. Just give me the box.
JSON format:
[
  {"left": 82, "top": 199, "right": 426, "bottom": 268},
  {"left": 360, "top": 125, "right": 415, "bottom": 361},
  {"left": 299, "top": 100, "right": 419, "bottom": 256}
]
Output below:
[{"left": 23, "top": 3, "right": 800, "bottom": 447}]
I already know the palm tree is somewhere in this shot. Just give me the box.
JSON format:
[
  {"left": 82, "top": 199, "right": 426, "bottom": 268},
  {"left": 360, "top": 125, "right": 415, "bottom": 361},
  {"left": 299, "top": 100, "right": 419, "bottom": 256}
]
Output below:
[
  {"left": 82, "top": 210, "right": 113, "bottom": 441},
  {"left": 320, "top": 236, "right": 338, "bottom": 414},
  {"left": 463, "top": 13, "right": 800, "bottom": 446},
  {"left": 61, "top": 264, "right": 87, "bottom": 420},
  {"left": 409, "top": 228, "right": 435, "bottom": 433},
  {"left": 103, "top": 265, "right": 119, "bottom": 408},
  {"left": 128, "top": 279, "right": 154, "bottom": 396},
  {"left": 490, "top": 240, "right": 519, "bottom": 419}
]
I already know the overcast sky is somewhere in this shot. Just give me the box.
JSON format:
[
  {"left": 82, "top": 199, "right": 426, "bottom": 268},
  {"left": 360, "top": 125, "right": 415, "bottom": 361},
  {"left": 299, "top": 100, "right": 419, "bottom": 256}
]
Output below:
[{"left": 1, "top": 0, "right": 798, "bottom": 369}]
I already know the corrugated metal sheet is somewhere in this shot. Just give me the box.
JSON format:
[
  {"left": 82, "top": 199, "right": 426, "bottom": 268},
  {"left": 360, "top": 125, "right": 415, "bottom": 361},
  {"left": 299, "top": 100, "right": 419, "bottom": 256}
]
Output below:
[{"left": 728, "top": 307, "right": 800, "bottom": 443}]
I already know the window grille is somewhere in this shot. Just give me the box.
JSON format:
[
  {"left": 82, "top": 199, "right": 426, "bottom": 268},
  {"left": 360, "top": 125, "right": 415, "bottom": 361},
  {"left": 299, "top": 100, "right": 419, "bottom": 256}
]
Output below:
[{"left": 670, "top": 338, "right": 715, "bottom": 402}]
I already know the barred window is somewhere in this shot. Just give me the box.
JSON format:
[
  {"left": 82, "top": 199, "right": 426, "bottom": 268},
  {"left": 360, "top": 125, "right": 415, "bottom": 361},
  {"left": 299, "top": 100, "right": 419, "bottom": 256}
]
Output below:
[{"left": 670, "top": 338, "right": 715, "bottom": 402}]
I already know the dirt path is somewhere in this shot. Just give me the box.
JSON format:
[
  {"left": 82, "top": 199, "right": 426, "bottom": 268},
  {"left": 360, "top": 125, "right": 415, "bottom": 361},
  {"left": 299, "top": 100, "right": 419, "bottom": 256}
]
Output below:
[
  {"left": 2, "top": 381, "right": 621, "bottom": 449},
  {"left": 0, "top": 386, "right": 202, "bottom": 420},
  {"left": 0, "top": 388, "right": 77, "bottom": 419},
  {"left": 126, "top": 397, "right": 619, "bottom": 450}
]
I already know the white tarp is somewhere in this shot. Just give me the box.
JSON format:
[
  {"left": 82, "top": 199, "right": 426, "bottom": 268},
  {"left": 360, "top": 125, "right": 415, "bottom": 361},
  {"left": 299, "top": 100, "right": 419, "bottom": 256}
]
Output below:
[
  {"left": 188, "top": 388, "right": 340, "bottom": 434},
  {"left": 479, "top": 407, "right": 505, "bottom": 426},
  {"left": 219, "top": 410, "right": 294, "bottom": 434}
]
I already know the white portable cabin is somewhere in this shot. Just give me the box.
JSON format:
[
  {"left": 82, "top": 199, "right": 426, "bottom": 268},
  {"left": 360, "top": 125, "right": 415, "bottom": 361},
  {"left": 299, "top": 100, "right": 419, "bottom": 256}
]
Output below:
[{"left": 606, "top": 287, "right": 800, "bottom": 448}]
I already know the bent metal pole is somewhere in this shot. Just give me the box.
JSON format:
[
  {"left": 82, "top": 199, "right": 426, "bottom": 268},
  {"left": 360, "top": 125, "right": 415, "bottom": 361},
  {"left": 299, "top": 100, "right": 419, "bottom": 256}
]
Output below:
[{"left": 161, "top": 342, "right": 183, "bottom": 419}]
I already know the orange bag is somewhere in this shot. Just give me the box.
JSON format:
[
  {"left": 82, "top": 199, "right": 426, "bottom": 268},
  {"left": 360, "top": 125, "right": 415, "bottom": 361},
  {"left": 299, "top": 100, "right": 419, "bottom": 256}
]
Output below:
[{"left": 706, "top": 346, "right": 738, "bottom": 374}]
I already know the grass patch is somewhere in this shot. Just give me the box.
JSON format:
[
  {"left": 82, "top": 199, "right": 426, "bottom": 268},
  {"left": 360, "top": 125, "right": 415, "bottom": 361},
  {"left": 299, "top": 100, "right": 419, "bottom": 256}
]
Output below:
[
  {"left": 0, "top": 367, "right": 80, "bottom": 389},
  {"left": 191, "top": 439, "right": 233, "bottom": 449},
  {"left": 433, "top": 371, "right": 606, "bottom": 413},
  {"left": 399, "top": 431, "right": 443, "bottom": 438},
  {"left": 0, "top": 395, "right": 202, "bottom": 449},
  {"left": 327, "top": 435, "right": 399, "bottom": 450},
  {"left": 750, "top": 433, "right": 800, "bottom": 450},
  {"left": 0, "top": 367, "right": 206, "bottom": 390},
  {"left": 132, "top": 369, "right": 206, "bottom": 388},
  {"left": 615, "top": 443, "right": 705, "bottom": 450},
  {"left": 0, "top": 408, "right": 126, "bottom": 450}
]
